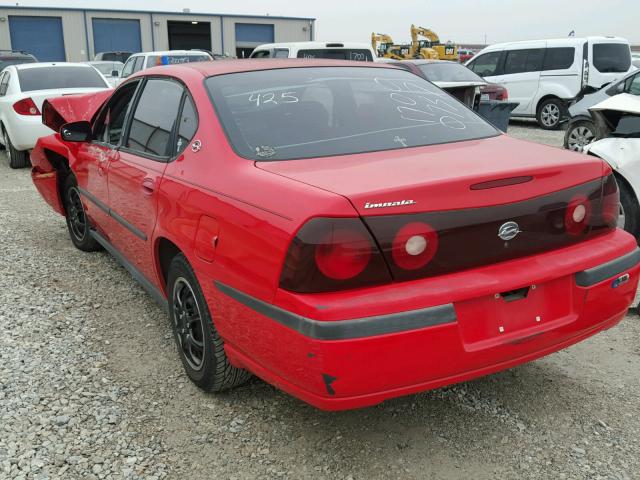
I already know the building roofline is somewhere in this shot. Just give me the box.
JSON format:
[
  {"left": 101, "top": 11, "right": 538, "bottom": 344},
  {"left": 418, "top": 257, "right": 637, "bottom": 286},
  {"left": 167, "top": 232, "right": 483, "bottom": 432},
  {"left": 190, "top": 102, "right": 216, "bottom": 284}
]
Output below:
[{"left": 0, "top": 4, "right": 315, "bottom": 22}]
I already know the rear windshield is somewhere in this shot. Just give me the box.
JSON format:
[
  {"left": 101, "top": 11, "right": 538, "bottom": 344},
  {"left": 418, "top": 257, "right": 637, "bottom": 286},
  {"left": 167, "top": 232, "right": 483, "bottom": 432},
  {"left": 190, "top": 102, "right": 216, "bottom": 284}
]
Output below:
[
  {"left": 296, "top": 49, "right": 373, "bottom": 61},
  {"left": 0, "top": 57, "right": 35, "bottom": 71},
  {"left": 17, "top": 66, "right": 108, "bottom": 92},
  {"left": 146, "top": 54, "right": 210, "bottom": 67},
  {"left": 417, "top": 63, "right": 484, "bottom": 83},
  {"left": 593, "top": 43, "right": 631, "bottom": 73},
  {"left": 205, "top": 67, "right": 498, "bottom": 161}
]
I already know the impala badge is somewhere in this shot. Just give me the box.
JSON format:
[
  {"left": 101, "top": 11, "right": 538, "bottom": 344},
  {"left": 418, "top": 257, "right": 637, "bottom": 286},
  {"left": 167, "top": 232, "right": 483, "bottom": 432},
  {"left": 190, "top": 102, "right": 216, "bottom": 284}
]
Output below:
[{"left": 498, "top": 221, "right": 521, "bottom": 241}]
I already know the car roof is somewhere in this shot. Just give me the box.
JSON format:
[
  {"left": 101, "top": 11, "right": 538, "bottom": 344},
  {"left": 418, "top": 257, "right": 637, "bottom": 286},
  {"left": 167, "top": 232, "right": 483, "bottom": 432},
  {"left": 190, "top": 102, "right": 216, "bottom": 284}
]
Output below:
[
  {"left": 88, "top": 60, "right": 124, "bottom": 65},
  {"left": 13, "top": 62, "right": 96, "bottom": 70},
  {"left": 137, "top": 58, "right": 398, "bottom": 78},
  {"left": 482, "top": 36, "right": 629, "bottom": 51},
  {"left": 254, "top": 41, "right": 372, "bottom": 50}
]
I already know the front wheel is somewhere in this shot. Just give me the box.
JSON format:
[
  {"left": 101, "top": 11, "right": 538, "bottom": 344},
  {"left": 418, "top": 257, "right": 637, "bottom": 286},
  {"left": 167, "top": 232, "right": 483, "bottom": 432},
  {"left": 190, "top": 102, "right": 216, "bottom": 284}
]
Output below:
[
  {"left": 536, "top": 98, "right": 566, "bottom": 130},
  {"left": 167, "top": 254, "right": 251, "bottom": 392},
  {"left": 63, "top": 175, "right": 101, "bottom": 251},
  {"left": 564, "top": 119, "right": 596, "bottom": 151}
]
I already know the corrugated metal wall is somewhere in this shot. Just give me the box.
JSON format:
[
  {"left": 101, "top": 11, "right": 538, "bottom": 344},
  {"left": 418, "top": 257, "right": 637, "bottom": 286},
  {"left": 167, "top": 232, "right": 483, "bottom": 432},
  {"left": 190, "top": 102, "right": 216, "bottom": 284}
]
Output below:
[{"left": 0, "top": 7, "right": 314, "bottom": 60}]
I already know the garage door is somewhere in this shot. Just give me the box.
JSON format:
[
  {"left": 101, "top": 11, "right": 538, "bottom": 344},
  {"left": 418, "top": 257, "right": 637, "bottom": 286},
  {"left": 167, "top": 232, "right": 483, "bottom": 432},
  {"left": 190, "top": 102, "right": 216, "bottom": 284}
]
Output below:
[
  {"left": 235, "top": 23, "right": 274, "bottom": 44},
  {"left": 9, "top": 16, "right": 65, "bottom": 61},
  {"left": 92, "top": 18, "right": 142, "bottom": 55}
]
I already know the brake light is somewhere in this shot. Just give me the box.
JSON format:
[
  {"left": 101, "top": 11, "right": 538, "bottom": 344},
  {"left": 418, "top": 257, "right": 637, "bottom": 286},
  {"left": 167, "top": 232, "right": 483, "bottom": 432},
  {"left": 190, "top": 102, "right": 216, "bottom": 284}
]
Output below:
[
  {"left": 279, "top": 218, "right": 391, "bottom": 293},
  {"left": 498, "top": 88, "right": 508, "bottom": 101},
  {"left": 315, "top": 228, "right": 371, "bottom": 280},
  {"left": 13, "top": 97, "right": 40, "bottom": 116},
  {"left": 391, "top": 222, "right": 439, "bottom": 270},
  {"left": 564, "top": 194, "right": 590, "bottom": 236}
]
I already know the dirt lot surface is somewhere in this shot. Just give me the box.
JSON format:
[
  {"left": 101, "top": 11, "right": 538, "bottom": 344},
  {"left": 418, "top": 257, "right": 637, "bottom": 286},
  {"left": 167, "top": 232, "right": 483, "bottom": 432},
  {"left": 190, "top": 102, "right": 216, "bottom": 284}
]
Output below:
[{"left": 1, "top": 124, "right": 639, "bottom": 480}]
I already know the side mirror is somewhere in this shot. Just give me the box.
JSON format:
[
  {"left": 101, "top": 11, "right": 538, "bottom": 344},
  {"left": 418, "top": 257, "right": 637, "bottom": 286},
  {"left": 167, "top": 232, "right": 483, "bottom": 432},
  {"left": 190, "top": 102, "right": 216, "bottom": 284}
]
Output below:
[
  {"left": 60, "top": 121, "right": 92, "bottom": 142},
  {"left": 111, "top": 70, "right": 120, "bottom": 77},
  {"left": 615, "top": 82, "right": 625, "bottom": 94}
]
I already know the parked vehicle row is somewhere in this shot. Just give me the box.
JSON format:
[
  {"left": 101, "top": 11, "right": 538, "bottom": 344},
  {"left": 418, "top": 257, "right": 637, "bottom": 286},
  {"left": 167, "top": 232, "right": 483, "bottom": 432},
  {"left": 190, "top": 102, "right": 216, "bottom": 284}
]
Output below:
[
  {"left": 0, "top": 62, "right": 110, "bottom": 168},
  {"left": 27, "top": 59, "right": 640, "bottom": 411},
  {"left": 466, "top": 36, "right": 635, "bottom": 129}
]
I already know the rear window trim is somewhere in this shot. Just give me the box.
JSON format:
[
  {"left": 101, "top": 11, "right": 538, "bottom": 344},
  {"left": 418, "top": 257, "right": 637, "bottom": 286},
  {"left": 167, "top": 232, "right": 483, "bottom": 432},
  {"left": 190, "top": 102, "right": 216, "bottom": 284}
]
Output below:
[{"left": 203, "top": 66, "right": 500, "bottom": 162}]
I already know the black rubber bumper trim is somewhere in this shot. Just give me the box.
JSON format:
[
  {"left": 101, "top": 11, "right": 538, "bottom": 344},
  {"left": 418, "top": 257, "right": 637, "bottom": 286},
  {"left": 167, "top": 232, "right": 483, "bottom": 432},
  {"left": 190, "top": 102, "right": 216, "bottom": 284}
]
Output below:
[
  {"left": 90, "top": 229, "right": 168, "bottom": 311},
  {"left": 214, "top": 281, "right": 457, "bottom": 340},
  {"left": 575, "top": 247, "right": 640, "bottom": 287}
]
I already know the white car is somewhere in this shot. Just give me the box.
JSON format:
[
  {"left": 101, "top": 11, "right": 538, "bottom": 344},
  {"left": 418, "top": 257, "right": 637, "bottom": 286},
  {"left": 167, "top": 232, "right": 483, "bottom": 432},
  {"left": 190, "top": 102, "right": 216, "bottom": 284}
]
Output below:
[
  {"left": 249, "top": 41, "right": 376, "bottom": 61},
  {"left": 466, "top": 36, "right": 635, "bottom": 129},
  {"left": 117, "top": 50, "right": 213, "bottom": 86},
  {"left": 0, "top": 62, "right": 111, "bottom": 168},
  {"left": 583, "top": 93, "right": 640, "bottom": 239},
  {"left": 86, "top": 61, "right": 124, "bottom": 88}
]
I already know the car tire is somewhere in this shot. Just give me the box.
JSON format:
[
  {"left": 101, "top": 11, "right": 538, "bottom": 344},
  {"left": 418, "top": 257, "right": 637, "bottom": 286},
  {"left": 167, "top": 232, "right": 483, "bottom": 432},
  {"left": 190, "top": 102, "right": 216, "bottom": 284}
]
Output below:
[
  {"left": 563, "top": 119, "right": 597, "bottom": 151},
  {"left": 618, "top": 179, "right": 640, "bottom": 243},
  {"left": 4, "top": 130, "right": 30, "bottom": 169},
  {"left": 62, "top": 174, "right": 101, "bottom": 252},
  {"left": 536, "top": 98, "right": 566, "bottom": 130},
  {"left": 167, "top": 254, "right": 251, "bottom": 392}
]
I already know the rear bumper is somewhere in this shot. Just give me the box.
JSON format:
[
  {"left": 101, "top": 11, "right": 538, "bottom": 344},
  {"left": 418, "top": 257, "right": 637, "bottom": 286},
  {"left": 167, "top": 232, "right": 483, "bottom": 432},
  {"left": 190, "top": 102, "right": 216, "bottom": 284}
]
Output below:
[
  {"left": 6, "top": 115, "right": 53, "bottom": 151},
  {"left": 209, "top": 230, "right": 640, "bottom": 410}
]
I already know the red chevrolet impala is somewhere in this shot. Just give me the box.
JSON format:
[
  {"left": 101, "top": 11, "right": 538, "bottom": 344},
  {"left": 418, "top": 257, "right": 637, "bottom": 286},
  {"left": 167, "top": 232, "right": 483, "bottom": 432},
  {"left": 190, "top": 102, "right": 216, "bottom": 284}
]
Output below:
[{"left": 31, "top": 60, "right": 639, "bottom": 410}]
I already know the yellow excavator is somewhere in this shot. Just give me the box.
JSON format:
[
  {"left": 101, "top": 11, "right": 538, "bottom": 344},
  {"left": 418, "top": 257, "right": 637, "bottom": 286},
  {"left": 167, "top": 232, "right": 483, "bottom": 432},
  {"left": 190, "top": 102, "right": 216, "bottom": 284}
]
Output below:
[
  {"left": 371, "top": 32, "right": 437, "bottom": 60},
  {"left": 410, "top": 24, "right": 458, "bottom": 61}
]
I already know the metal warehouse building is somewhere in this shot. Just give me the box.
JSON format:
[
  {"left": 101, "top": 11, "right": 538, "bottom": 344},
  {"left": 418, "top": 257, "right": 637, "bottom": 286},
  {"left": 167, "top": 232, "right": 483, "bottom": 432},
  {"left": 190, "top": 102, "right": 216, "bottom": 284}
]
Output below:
[{"left": 0, "top": 6, "right": 315, "bottom": 61}]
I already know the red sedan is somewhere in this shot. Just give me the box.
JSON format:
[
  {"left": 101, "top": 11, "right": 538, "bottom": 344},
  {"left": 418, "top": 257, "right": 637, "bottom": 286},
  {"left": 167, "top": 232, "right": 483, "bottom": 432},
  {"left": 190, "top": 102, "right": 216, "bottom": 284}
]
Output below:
[{"left": 31, "top": 60, "right": 639, "bottom": 410}]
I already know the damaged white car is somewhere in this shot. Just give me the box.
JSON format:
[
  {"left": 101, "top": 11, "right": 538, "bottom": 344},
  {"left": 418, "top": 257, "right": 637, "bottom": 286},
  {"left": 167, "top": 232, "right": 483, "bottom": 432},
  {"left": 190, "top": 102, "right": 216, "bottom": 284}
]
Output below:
[{"left": 584, "top": 93, "right": 640, "bottom": 240}]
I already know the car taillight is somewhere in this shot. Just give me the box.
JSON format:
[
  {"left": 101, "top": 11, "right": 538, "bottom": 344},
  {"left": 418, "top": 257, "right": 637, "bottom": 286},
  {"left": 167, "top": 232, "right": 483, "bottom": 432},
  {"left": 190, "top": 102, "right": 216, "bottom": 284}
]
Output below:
[
  {"left": 279, "top": 217, "right": 391, "bottom": 293},
  {"left": 13, "top": 97, "right": 41, "bottom": 116},
  {"left": 498, "top": 88, "right": 508, "bottom": 101},
  {"left": 391, "top": 222, "right": 439, "bottom": 270},
  {"left": 564, "top": 194, "right": 591, "bottom": 236}
]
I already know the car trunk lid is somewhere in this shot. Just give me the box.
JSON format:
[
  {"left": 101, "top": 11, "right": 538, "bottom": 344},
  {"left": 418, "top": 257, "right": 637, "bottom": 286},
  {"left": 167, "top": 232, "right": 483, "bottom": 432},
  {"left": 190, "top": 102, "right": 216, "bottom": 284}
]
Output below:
[{"left": 256, "top": 135, "right": 605, "bottom": 215}]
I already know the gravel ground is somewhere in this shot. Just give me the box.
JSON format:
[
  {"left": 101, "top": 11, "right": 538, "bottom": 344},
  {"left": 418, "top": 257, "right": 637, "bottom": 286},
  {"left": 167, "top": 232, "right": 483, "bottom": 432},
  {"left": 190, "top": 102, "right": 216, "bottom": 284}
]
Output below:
[{"left": 1, "top": 124, "right": 639, "bottom": 480}]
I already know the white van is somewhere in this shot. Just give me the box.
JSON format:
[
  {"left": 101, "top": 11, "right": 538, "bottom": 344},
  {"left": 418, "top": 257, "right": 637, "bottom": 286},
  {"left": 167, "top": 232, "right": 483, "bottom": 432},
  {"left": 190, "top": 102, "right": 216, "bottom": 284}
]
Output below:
[
  {"left": 116, "top": 50, "right": 213, "bottom": 86},
  {"left": 249, "top": 42, "right": 376, "bottom": 61},
  {"left": 466, "top": 37, "right": 635, "bottom": 129}
]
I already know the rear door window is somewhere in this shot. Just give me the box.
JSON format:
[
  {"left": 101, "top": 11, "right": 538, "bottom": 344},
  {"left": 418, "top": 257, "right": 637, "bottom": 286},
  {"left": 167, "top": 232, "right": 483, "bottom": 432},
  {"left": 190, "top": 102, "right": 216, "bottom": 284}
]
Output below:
[
  {"left": 296, "top": 49, "right": 373, "bottom": 61},
  {"left": 503, "top": 49, "right": 543, "bottom": 74},
  {"left": 593, "top": 43, "right": 631, "bottom": 73},
  {"left": 17, "top": 66, "right": 108, "bottom": 92},
  {"left": 625, "top": 73, "right": 640, "bottom": 96},
  {"left": 468, "top": 52, "right": 502, "bottom": 76},
  {"left": 125, "top": 79, "right": 184, "bottom": 158},
  {"left": 273, "top": 49, "right": 290, "bottom": 58},
  {"left": 176, "top": 95, "right": 198, "bottom": 154},
  {"left": 543, "top": 47, "right": 575, "bottom": 70}
]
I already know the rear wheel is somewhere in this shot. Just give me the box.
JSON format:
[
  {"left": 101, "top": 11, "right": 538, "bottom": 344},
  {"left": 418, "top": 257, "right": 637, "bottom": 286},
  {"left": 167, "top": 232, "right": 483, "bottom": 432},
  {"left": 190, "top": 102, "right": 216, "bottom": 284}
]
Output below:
[
  {"left": 618, "top": 179, "right": 640, "bottom": 243},
  {"left": 62, "top": 175, "right": 101, "bottom": 251},
  {"left": 4, "top": 130, "right": 30, "bottom": 169},
  {"left": 536, "top": 98, "right": 565, "bottom": 130},
  {"left": 167, "top": 254, "right": 251, "bottom": 392},
  {"left": 563, "top": 119, "right": 596, "bottom": 151}
]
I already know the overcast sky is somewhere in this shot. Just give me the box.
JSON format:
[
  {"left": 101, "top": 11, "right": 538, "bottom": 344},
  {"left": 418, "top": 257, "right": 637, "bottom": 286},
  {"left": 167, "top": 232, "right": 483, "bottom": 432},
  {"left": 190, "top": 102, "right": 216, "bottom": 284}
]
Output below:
[{"left": 13, "top": 0, "right": 640, "bottom": 44}]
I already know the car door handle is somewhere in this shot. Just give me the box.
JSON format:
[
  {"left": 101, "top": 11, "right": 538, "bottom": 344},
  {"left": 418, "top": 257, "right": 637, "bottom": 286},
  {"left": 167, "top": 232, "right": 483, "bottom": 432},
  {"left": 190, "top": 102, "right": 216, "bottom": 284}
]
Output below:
[{"left": 141, "top": 178, "right": 155, "bottom": 195}]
